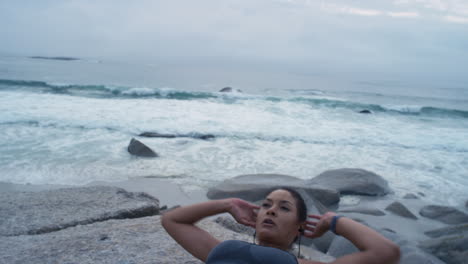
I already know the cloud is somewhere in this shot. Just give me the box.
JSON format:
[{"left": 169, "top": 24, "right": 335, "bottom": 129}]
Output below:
[
  {"left": 445, "top": 15, "right": 468, "bottom": 24},
  {"left": 387, "top": 11, "right": 420, "bottom": 18}
]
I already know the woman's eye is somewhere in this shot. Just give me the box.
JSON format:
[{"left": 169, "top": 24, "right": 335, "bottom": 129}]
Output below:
[
  {"left": 262, "top": 203, "right": 270, "bottom": 208},
  {"left": 281, "top": 206, "right": 290, "bottom": 211}
]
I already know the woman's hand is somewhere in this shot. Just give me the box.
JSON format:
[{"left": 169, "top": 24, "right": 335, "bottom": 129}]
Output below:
[
  {"left": 228, "top": 198, "right": 260, "bottom": 227},
  {"left": 303, "top": 212, "right": 337, "bottom": 239}
]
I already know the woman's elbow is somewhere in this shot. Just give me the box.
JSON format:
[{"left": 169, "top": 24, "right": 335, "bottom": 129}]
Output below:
[{"left": 382, "top": 242, "right": 401, "bottom": 264}]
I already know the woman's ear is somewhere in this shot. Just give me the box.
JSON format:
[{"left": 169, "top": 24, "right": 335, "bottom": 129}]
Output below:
[{"left": 298, "top": 225, "right": 305, "bottom": 234}]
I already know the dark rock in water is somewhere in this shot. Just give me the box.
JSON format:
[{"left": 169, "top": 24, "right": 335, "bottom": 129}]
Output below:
[
  {"left": 219, "top": 87, "right": 242, "bottom": 93},
  {"left": 139, "top": 132, "right": 176, "bottom": 138},
  {"left": 419, "top": 232, "right": 468, "bottom": 264},
  {"left": 338, "top": 207, "right": 386, "bottom": 216},
  {"left": 0, "top": 186, "right": 159, "bottom": 236},
  {"left": 187, "top": 132, "right": 215, "bottom": 140},
  {"left": 138, "top": 132, "right": 215, "bottom": 140},
  {"left": 425, "top": 223, "right": 468, "bottom": 238},
  {"left": 385, "top": 201, "right": 418, "bottom": 220},
  {"left": 128, "top": 138, "right": 158, "bottom": 157},
  {"left": 308, "top": 168, "right": 391, "bottom": 196},
  {"left": 359, "top": 110, "right": 372, "bottom": 114},
  {"left": 327, "top": 235, "right": 359, "bottom": 258},
  {"left": 30, "top": 56, "right": 79, "bottom": 61},
  {"left": 403, "top": 193, "right": 419, "bottom": 199},
  {"left": 207, "top": 174, "right": 340, "bottom": 207},
  {"left": 418, "top": 192, "right": 426, "bottom": 197},
  {"left": 420, "top": 205, "right": 468, "bottom": 224}
]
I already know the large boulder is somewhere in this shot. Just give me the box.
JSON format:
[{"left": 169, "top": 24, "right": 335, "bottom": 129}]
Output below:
[
  {"left": 207, "top": 174, "right": 340, "bottom": 207},
  {"left": 127, "top": 138, "right": 158, "bottom": 157},
  {"left": 419, "top": 205, "right": 468, "bottom": 225},
  {"left": 385, "top": 201, "right": 418, "bottom": 220},
  {"left": 308, "top": 168, "right": 391, "bottom": 196},
  {"left": 419, "top": 232, "right": 468, "bottom": 264},
  {"left": 0, "top": 186, "right": 159, "bottom": 236}
]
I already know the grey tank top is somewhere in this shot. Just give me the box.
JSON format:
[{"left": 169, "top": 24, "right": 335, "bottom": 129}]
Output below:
[{"left": 206, "top": 240, "right": 298, "bottom": 264}]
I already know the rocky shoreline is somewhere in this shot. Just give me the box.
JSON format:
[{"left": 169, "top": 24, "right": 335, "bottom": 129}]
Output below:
[{"left": 1, "top": 168, "right": 467, "bottom": 263}]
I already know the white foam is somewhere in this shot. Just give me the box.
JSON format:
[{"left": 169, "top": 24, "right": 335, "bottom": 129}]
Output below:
[{"left": 1, "top": 90, "right": 467, "bottom": 207}]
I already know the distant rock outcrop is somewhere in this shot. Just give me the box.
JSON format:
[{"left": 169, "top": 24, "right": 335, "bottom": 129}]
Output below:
[
  {"left": 29, "top": 56, "right": 79, "bottom": 61},
  {"left": 359, "top": 110, "right": 372, "bottom": 114},
  {"left": 308, "top": 168, "right": 391, "bottom": 196},
  {"left": 127, "top": 138, "right": 158, "bottom": 157},
  {"left": 219, "top": 87, "right": 242, "bottom": 93}
]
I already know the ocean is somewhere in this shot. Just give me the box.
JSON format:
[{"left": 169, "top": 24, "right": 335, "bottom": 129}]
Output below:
[{"left": 0, "top": 54, "right": 467, "bottom": 208}]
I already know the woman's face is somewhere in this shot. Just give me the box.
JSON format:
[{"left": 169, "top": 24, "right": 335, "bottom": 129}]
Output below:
[{"left": 255, "top": 189, "right": 302, "bottom": 248}]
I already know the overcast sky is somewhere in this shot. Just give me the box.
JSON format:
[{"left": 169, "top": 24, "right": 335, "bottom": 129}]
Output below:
[{"left": 1, "top": 0, "right": 467, "bottom": 82}]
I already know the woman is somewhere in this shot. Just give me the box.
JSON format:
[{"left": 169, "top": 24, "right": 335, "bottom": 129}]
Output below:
[{"left": 162, "top": 187, "right": 400, "bottom": 264}]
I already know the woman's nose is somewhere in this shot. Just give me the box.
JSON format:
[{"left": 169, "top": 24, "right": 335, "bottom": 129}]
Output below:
[{"left": 266, "top": 206, "right": 277, "bottom": 216}]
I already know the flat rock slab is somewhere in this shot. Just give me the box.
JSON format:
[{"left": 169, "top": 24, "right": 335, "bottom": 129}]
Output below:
[
  {"left": 207, "top": 174, "right": 340, "bottom": 207},
  {"left": 420, "top": 205, "right": 468, "bottom": 225},
  {"left": 0, "top": 186, "right": 159, "bottom": 236},
  {"left": 308, "top": 168, "right": 391, "bottom": 196},
  {"left": 0, "top": 216, "right": 334, "bottom": 264}
]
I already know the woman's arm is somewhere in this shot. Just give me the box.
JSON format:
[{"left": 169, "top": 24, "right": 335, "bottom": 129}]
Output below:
[
  {"left": 301, "top": 212, "right": 400, "bottom": 264},
  {"left": 161, "top": 198, "right": 259, "bottom": 262}
]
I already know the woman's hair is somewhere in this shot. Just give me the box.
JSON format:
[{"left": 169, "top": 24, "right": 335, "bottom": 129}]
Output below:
[{"left": 267, "top": 187, "right": 307, "bottom": 223}]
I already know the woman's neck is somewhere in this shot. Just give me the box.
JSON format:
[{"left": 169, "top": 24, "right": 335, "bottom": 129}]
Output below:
[{"left": 258, "top": 240, "right": 289, "bottom": 251}]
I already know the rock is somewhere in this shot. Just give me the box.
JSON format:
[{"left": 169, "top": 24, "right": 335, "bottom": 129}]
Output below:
[
  {"left": 403, "top": 193, "right": 419, "bottom": 199},
  {"left": 420, "top": 205, "right": 468, "bottom": 224},
  {"left": 139, "top": 132, "right": 176, "bottom": 138},
  {"left": 0, "top": 215, "right": 333, "bottom": 263},
  {"left": 385, "top": 201, "right": 418, "bottom": 220},
  {"left": 338, "top": 207, "right": 386, "bottom": 216},
  {"left": 127, "top": 138, "right": 158, "bottom": 157},
  {"left": 29, "top": 56, "right": 80, "bottom": 61},
  {"left": 359, "top": 110, "right": 372, "bottom": 114},
  {"left": 214, "top": 215, "right": 255, "bottom": 236},
  {"left": 327, "top": 235, "right": 359, "bottom": 258},
  {"left": 219, "top": 87, "right": 242, "bottom": 93},
  {"left": 0, "top": 186, "right": 159, "bottom": 236},
  {"left": 400, "top": 248, "right": 446, "bottom": 264},
  {"left": 207, "top": 174, "right": 340, "bottom": 207},
  {"left": 138, "top": 132, "right": 215, "bottom": 140},
  {"left": 303, "top": 232, "right": 336, "bottom": 253},
  {"left": 425, "top": 223, "right": 468, "bottom": 238},
  {"left": 308, "top": 168, "right": 391, "bottom": 196},
  {"left": 419, "top": 232, "right": 468, "bottom": 264}
]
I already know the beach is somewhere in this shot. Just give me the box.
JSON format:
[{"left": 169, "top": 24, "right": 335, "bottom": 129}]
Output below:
[{"left": 0, "top": 54, "right": 467, "bottom": 263}]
